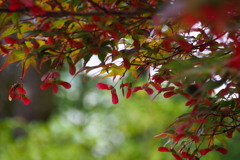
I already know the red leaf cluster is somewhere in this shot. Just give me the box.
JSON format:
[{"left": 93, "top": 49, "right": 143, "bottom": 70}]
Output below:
[
  {"left": 121, "top": 83, "right": 132, "bottom": 99},
  {"left": 190, "top": 135, "right": 200, "bottom": 143},
  {"left": 175, "top": 121, "right": 191, "bottom": 134},
  {"left": 8, "top": 0, "right": 25, "bottom": 11},
  {"left": 151, "top": 84, "right": 161, "bottom": 91},
  {"left": 173, "top": 134, "right": 185, "bottom": 142},
  {"left": 0, "top": 45, "right": 9, "bottom": 54},
  {"left": 4, "top": 37, "right": 18, "bottom": 44},
  {"left": 181, "top": 152, "right": 192, "bottom": 159},
  {"left": 9, "top": 83, "right": 30, "bottom": 105},
  {"left": 114, "top": 23, "right": 127, "bottom": 34},
  {"left": 112, "top": 49, "right": 120, "bottom": 56},
  {"left": 31, "top": 41, "right": 39, "bottom": 49},
  {"left": 68, "top": 39, "right": 84, "bottom": 49},
  {"left": 83, "top": 24, "right": 98, "bottom": 32},
  {"left": 198, "top": 147, "right": 228, "bottom": 156},
  {"left": 41, "top": 72, "right": 60, "bottom": 82},
  {"left": 29, "top": 5, "right": 45, "bottom": 16},
  {"left": 131, "top": 0, "right": 145, "bottom": 8},
  {"left": 132, "top": 84, "right": 153, "bottom": 95},
  {"left": 152, "top": 74, "right": 165, "bottom": 84},
  {"left": 228, "top": 42, "right": 240, "bottom": 69},
  {"left": 2, "top": 1, "right": 239, "bottom": 158},
  {"left": 226, "top": 129, "right": 234, "bottom": 138},
  {"left": 46, "top": 36, "right": 54, "bottom": 45},
  {"left": 40, "top": 72, "right": 71, "bottom": 93},
  {"left": 175, "top": 36, "right": 192, "bottom": 53},
  {"left": 172, "top": 153, "right": 183, "bottom": 160},
  {"left": 40, "top": 81, "right": 71, "bottom": 93},
  {"left": 96, "top": 83, "right": 119, "bottom": 104},
  {"left": 123, "top": 58, "right": 131, "bottom": 70},
  {"left": 92, "top": 15, "right": 101, "bottom": 22},
  {"left": 9, "top": 0, "right": 45, "bottom": 15}
]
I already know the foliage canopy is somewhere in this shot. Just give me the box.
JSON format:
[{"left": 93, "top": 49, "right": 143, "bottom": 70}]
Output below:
[{"left": 0, "top": 0, "right": 240, "bottom": 159}]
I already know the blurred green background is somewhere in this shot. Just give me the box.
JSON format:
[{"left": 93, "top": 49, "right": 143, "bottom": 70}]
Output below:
[{"left": 0, "top": 67, "right": 239, "bottom": 160}]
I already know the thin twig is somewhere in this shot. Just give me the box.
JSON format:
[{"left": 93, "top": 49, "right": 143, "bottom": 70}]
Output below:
[
  {"left": 53, "top": 0, "right": 65, "bottom": 11},
  {"left": 86, "top": 0, "right": 109, "bottom": 13}
]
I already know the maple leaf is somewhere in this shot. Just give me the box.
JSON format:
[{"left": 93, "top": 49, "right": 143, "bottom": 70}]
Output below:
[
  {"left": 198, "top": 148, "right": 212, "bottom": 155},
  {"left": 0, "top": 50, "right": 26, "bottom": 71},
  {"left": 4, "top": 37, "right": 18, "bottom": 44},
  {"left": 158, "top": 147, "right": 170, "bottom": 152},
  {"left": 9, "top": 0, "right": 24, "bottom": 11},
  {"left": 215, "top": 147, "right": 228, "bottom": 154}
]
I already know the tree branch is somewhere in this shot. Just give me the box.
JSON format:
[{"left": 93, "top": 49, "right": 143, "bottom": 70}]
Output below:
[
  {"left": 86, "top": 0, "right": 109, "bottom": 13},
  {"left": 0, "top": 8, "right": 157, "bottom": 17}
]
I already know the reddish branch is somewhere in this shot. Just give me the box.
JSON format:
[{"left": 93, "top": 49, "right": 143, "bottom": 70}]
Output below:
[{"left": 0, "top": 7, "right": 157, "bottom": 17}]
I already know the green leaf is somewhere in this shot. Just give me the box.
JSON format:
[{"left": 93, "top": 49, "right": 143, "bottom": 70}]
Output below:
[
  {"left": 11, "top": 13, "right": 20, "bottom": 27},
  {"left": 0, "top": 13, "right": 11, "bottom": 28},
  {"left": 82, "top": 53, "right": 91, "bottom": 65},
  {"left": 0, "top": 50, "right": 26, "bottom": 71},
  {"left": 51, "top": 19, "right": 68, "bottom": 29},
  {"left": 98, "top": 51, "right": 107, "bottom": 63},
  {"left": 21, "top": 55, "right": 38, "bottom": 77},
  {"left": 0, "top": 26, "right": 17, "bottom": 39},
  {"left": 98, "top": 46, "right": 112, "bottom": 62}
]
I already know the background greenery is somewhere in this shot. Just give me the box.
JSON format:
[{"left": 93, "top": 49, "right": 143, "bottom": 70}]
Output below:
[{"left": 0, "top": 73, "right": 239, "bottom": 160}]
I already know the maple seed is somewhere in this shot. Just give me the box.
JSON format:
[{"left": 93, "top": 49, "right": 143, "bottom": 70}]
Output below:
[
  {"left": 96, "top": 83, "right": 111, "bottom": 90},
  {"left": 97, "top": 83, "right": 118, "bottom": 104},
  {"left": 132, "top": 85, "right": 154, "bottom": 95},
  {"left": 181, "top": 152, "right": 191, "bottom": 159},
  {"left": 22, "top": 97, "right": 30, "bottom": 105},
  {"left": 190, "top": 135, "right": 200, "bottom": 142},
  {"left": 198, "top": 148, "right": 212, "bottom": 155},
  {"left": 40, "top": 83, "right": 52, "bottom": 90},
  {"left": 172, "top": 153, "right": 183, "bottom": 160},
  {"left": 215, "top": 147, "right": 228, "bottom": 154},
  {"left": 111, "top": 91, "right": 119, "bottom": 104},
  {"left": 163, "top": 91, "right": 177, "bottom": 98},
  {"left": 174, "top": 134, "right": 185, "bottom": 142},
  {"left": 17, "top": 87, "right": 26, "bottom": 94},
  {"left": 8, "top": 84, "right": 30, "bottom": 105},
  {"left": 158, "top": 147, "right": 170, "bottom": 152},
  {"left": 145, "top": 88, "right": 154, "bottom": 95},
  {"left": 152, "top": 84, "right": 161, "bottom": 91},
  {"left": 52, "top": 84, "right": 58, "bottom": 93},
  {"left": 126, "top": 88, "right": 132, "bottom": 99},
  {"left": 132, "top": 86, "right": 142, "bottom": 92},
  {"left": 59, "top": 82, "right": 71, "bottom": 89},
  {"left": 68, "top": 62, "right": 76, "bottom": 75},
  {"left": 185, "top": 99, "right": 197, "bottom": 106}
]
